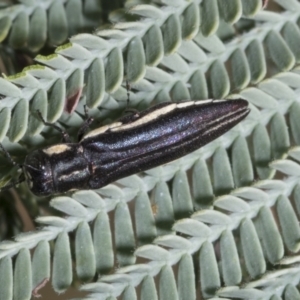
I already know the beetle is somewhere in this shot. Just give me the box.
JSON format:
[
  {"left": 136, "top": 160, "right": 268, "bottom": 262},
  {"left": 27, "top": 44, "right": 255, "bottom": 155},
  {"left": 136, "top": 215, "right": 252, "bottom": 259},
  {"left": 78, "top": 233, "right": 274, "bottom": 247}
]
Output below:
[{"left": 1, "top": 99, "right": 249, "bottom": 196}]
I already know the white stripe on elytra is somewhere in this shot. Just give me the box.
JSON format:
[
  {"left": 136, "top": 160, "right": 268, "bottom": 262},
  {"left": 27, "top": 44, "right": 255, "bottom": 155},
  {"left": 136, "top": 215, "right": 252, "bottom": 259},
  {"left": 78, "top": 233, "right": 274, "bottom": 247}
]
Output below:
[
  {"left": 82, "top": 122, "right": 123, "bottom": 139},
  {"left": 176, "top": 101, "right": 196, "bottom": 108},
  {"left": 83, "top": 99, "right": 230, "bottom": 137},
  {"left": 203, "top": 104, "right": 246, "bottom": 129},
  {"left": 43, "top": 144, "right": 71, "bottom": 156},
  {"left": 111, "top": 103, "right": 177, "bottom": 132},
  {"left": 202, "top": 108, "right": 248, "bottom": 136},
  {"left": 110, "top": 100, "right": 226, "bottom": 132},
  {"left": 58, "top": 170, "right": 81, "bottom": 181}
]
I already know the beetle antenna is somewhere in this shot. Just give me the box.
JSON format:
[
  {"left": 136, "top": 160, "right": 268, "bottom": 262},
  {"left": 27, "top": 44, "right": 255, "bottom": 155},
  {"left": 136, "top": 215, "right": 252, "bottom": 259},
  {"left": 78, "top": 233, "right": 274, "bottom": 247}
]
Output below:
[
  {"left": 0, "top": 144, "right": 22, "bottom": 168},
  {"left": 0, "top": 144, "right": 39, "bottom": 171},
  {"left": 22, "top": 164, "right": 39, "bottom": 172},
  {"left": 0, "top": 174, "right": 25, "bottom": 193},
  {"left": 36, "top": 110, "right": 71, "bottom": 143}
]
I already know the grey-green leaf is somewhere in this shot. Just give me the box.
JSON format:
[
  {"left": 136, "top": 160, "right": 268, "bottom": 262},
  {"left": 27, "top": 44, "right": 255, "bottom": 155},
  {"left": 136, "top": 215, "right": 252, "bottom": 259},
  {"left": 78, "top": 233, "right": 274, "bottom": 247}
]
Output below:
[
  {"left": 201, "top": 0, "right": 219, "bottom": 36},
  {"left": 105, "top": 48, "right": 123, "bottom": 93},
  {"left": 13, "top": 249, "right": 31, "bottom": 300},
  {"left": 213, "top": 147, "right": 234, "bottom": 195},
  {"left": 28, "top": 7, "right": 47, "bottom": 52},
  {"left": 276, "top": 195, "right": 300, "bottom": 253},
  {"left": 209, "top": 60, "right": 230, "bottom": 98},
  {"left": 220, "top": 230, "right": 241, "bottom": 286},
  {"left": 159, "top": 265, "right": 178, "bottom": 300},
  {"left": 0, "top": 257, "right": 13, "bottom": 300},
  {"left": 141, "top": 275, "right": 158, "bottom": 300},
  {"left": 76, "top": 222, "right": 96, "bottom": 281},
  {"left": 172, "top": 170, "right": 193, "bottom": 219},
  {"left": 115, "top": 202, "right": 136, "bottom": 266},
  {"left": 93, "top": 211, "right": 114, "bottom": 274},
  {"left": 177, "top": 254, "right": 196, "bottom": 300},
  {"left": 161, "top": 14, "right": 181, "bottom": 55},
  {"left": 52, "top": 232, "right": 72, "bottom": 293},
  {"left": 135, "top": 191, "right": 157, "bottom": 245},
  {"left": 8, "top": 98, "right": 28, "bottom": 142},
  {"left": 232, "top": 136, "right": 253, "bottom": 187},
  {"left": 32, "top": 241, "right": 50, "bottom": 292},
  {"left": 143, "top": 25, "right": 164, "bottom": 66},
  {"left": 48, "top": 1, "right": 68, "bottom": 45},
  {"left": 265, "top": 31, "right": 295, "bottom": 71},
  {"left": 199, "top": 241, "right": 220, "bottom": 298},
  {"left": 254, "top": 206, "right": 284, "bottom": 264},
  {"left": 246, "top": 39, "right": 267, "bottom": 83},
  {"left": 240, "top": 218, "right": 265, "bottom": 278},
  {"left": 9, "top": 12, "right": 29, "bottom": 48}
]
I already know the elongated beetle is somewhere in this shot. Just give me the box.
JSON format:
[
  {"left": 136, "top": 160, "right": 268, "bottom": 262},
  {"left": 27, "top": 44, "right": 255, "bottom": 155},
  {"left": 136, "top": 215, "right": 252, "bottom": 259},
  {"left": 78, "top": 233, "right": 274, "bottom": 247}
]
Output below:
[{"left": 1, "top": 99, "right": 249, "bottom": 196}]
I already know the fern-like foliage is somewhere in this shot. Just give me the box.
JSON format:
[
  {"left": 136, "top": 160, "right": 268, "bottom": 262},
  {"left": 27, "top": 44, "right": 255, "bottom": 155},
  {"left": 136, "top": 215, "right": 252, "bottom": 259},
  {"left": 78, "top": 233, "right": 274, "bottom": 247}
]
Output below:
[
  {"left": 1, "top": 0, "right": 300, "bottom": 299},
  {"left": 0, "top": 0, "right": 118, "bottom": 52}
]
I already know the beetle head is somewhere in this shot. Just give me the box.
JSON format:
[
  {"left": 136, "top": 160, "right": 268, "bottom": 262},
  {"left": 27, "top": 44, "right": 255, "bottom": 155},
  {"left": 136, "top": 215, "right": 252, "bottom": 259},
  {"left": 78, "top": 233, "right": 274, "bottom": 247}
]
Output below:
[{"left": 23, "top": 150, "right": 54, "bottom": 196}]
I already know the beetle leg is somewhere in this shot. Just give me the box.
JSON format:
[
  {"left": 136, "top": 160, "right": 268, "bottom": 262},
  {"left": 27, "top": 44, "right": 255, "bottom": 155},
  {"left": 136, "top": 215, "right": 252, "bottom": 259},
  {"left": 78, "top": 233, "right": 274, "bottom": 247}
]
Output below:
[
  {"left": 121, "top": 80, "right": 140, "bottom": 119},
  {"left": 126, "top": 80, "right": 131, "bottom": 108},
  {"left": 124, "top": 107, "right": 140, "bottom": 114},
  {"left": 36, "top": 110, "right": 71, "bottom": 143},
  {"left": 77, "top": 105, "right": 94, "bottom": 141}
]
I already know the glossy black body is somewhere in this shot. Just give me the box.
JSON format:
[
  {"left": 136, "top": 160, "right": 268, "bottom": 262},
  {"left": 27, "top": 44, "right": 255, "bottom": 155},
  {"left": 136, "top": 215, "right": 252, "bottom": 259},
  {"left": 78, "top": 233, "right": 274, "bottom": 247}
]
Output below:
[{"left": 23, "top": 99, "right": 250, "bottom": 196}]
